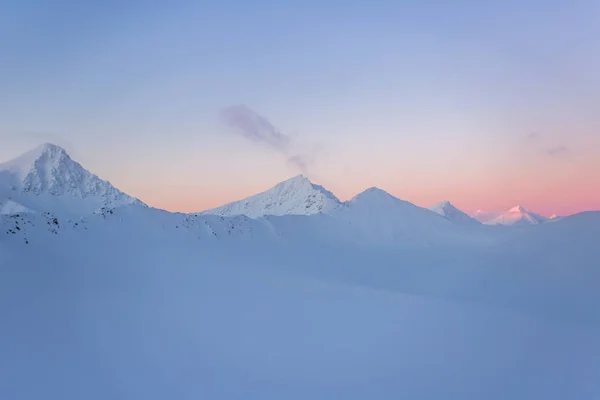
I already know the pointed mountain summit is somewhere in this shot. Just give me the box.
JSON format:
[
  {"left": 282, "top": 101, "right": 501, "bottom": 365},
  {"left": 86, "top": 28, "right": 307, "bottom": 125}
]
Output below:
[
  {"left": 329, "top": 187, "right": 457, "bottom": 245},
  {"left": 0, "top": 143, "right": 144, "bottom": 217},
  {"left": 345, "top": 187, "right": 445, "bottom": 219},
  {"left": 202, "top": 174, "right": 342, "bottom": 218},
  {"left": 429, "top": 201, "right": 480, "bottom": 225},
  {"left": 486, "top": 205, "right": 548, "bottom": 226},
  {"left": 349, "top": 187, "right": 401, "bottom": 205},
  {"left": 509, "top": 205, "right": 528, "bottom": 213}
]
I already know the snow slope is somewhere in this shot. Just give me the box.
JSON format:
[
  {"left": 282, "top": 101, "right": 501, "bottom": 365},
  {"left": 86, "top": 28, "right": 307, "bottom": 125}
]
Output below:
[
  {"left": 0, "top": 143, "right": 144, "bottom": 218},
  {"left": 202, "top": 174, "right": 342, "bottom": 218},
  {"left": 0, "top": 199, "right": 34, "bottom": 215},
  {"left": 314, "top": 188, "right": 494, "bottom": 248},
  {"left": 429, "top": 201, "right": 481, "bottom": 225},
  {"left": 2, "top": 210, "right": 600, "bottom": 399},
  {"left": 486, "top": 205, "right": 548, "bottom": 226}
]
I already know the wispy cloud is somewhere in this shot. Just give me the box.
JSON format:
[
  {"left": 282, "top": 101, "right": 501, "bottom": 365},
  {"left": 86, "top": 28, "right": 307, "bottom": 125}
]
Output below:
[
  {"left": 220, "top": 105, "right": 291, "bottom": 151},
  {"left": 524, "top": 132, "right": 571, "bottom": 159},
  {"left": 547, "top": 145, "right": 570, "bottom": 157},
  {"left": 220, "top": 105, "right": 315, "bottom": 172},
  {"left": 286, "top": 154, "right": 313, "bottom": 172}
]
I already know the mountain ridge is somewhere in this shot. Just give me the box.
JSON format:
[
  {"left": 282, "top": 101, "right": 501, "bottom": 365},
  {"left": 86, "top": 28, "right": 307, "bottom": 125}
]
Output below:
[
  {"left": 429, "top": 201, "right": 481, "bottom": 225},
  {"left": 0, "top": 144, "right": 578, "bottom": 224}
]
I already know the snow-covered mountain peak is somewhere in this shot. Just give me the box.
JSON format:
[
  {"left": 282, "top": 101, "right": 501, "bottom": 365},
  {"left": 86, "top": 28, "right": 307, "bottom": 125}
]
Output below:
[
  {"left": 429, "top": 201, "right": 480, "bottom": 225},
  {"left": 1, "top": 143, "right": 68, "bottom": 177},
  {"left": 509, "top": 205, "right": 528, "bottom": 213},
  {"left": 486, "top": 205, "right": 548, "bottom": 226},
  {"left": 31, "top": 142, "right": 68, "bottom": 158},
  {"left": 350, "top": 187, "right": 399, "bottom": 204},
  {"left": 2, "top": 143, "right": 105, "bottom": 197},
  {"left": 430, "top": 200, "right": 458, "bottom": 212},
  {"left": 0, "top": 143, "right": 144, "bottom": 217},
  {"left": 282, "top": 174, "right": 310, "bottom": 185},
  {"left": 273, "top": 174, "right": 335, "bottom": 197},
  {"left": 202, "top": 175, "right": 342, "bottom": 218}
]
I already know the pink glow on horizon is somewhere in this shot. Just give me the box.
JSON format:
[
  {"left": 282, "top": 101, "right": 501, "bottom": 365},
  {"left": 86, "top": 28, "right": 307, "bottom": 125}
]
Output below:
[
  {"left": 136, "top": 172, "right": 600, "bottom": 218},
  {"left": 116, "top": 135, "right": 600, "bottom": 219}
]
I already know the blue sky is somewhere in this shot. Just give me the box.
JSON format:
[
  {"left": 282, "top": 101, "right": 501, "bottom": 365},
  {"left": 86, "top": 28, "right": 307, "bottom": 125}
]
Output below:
[{"left": 1, "top": 0, "right": 599, "bottom": 214}]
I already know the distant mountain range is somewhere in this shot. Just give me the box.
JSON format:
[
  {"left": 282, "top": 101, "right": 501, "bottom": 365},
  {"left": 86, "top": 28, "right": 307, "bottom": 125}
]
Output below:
[
  {"left": 0, "top": 144, "right": 578, "bottom": 229},
  {"left": 201, "top": 173, "right": 555, "bottom": 227}
]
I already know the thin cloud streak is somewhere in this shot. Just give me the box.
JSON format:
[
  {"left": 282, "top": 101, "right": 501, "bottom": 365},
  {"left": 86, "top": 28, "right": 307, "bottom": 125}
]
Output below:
[
  {"left": 524, "top": 132, "right": 571, "bottom": 158},
  {"left": 220, "top": 105, "right": 291, "bottom": 151},
  {"left": 220, "top": 105, "right": 314, "bottom": 172},
  {"left": 547, "top": 145, "right": 570, "bottom": 157}
]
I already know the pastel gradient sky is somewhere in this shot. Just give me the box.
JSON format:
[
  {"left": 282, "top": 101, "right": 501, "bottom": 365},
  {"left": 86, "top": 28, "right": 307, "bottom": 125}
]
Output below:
[{"left": 1, "top": 1, "right": 599, "bottom": 216}]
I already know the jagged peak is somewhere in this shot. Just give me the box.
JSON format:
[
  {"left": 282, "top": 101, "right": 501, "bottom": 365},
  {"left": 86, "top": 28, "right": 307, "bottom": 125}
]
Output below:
[
  {"left": 508, "top": 205, "right": 528, "bottom": 213},
  {"left": 23, "top": 142, "right": 69, "bottom": 160},
  {"left": 3, "top": 143, "right": 79, "bottom": 178},
  {"left": 271, "top": 174, "right": 339, "bottom": 202},
  {"left": 429, "top": 201, "right": 458, "bottom": 214},
  {"left": 1, "top": 143, "right": 69, "bottom": 170},
  {"left": 2, "top": 144, "right": 77, "bottom": 179},
  {"left": 34, "top": 142, "right": 68, "bottom": 155},
  {"left": 274, "top": 174, "right": 311, "bottom": 188},
  {"left": 201, "top": 174, "right": 341, "bottom": 218},
  {"left": 0, "top": 143, "right": 144, "bottom": 209},
  {"left": 432, "top": 200, "right": 454, "bottom": 209},
  {"left": 429, "top": 201, "right": 481, "bottom": 225}
]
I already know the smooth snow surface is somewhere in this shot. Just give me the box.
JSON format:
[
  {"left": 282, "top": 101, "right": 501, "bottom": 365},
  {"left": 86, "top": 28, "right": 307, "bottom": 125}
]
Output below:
[
  {"left": 2, "top": 209, "right": 600, "bottom": 400},
  {"left": 2, "top": 144, "right": 600, "bottom": 399},
  {"left": 430, "top": 201, "right": 481, "bottom": 225},
  {"left": 202, "top": 174, "right": 342, "bottom": 218},
  {"left": 0, "top": 199, "right": 33, "bottom": 215}
]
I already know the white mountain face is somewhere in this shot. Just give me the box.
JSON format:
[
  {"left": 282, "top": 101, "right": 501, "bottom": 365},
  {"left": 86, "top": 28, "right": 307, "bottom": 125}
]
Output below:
[
  {"left": 321, "top": 188, "right": 483, "bottom": 247},
  {"left": 485, "top": 205, "right": 548, "bottom": 226},
  {"left": 201, "top": 179, "right": 477, "bottom": 246},
  {"left": 202, "top": 174, "right": 343, "bottom": 218},
  {"left": 429, "top": 201, "right": 480, "bottom": 225},
  {"left": 342, "top": 187, "right": 446, "bottom": 223},
  {"left": 0, "top": 143, "right": 144, "bottom": 218}
]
